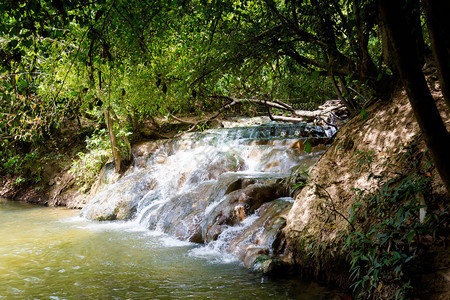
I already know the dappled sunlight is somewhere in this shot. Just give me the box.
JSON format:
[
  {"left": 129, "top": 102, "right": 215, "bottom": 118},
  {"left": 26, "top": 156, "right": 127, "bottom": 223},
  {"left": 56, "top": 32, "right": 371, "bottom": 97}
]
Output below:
[{"left": 286, "top": 89, "right": 448, "bottom": 238}]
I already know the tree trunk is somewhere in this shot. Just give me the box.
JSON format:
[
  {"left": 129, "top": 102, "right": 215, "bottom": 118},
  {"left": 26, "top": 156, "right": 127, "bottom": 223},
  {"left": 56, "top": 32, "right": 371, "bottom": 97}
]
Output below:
[
  {"left": 338, "top": 76, "right": 361, "bottom": 112},
  {"left": 378, "top": 14, "right": 396, "bottom": 74},
  {"left": 330, "top": 75, "right": 357, "bottom": 115},
  {"left": 379, "top": 0, "right": 450, "bottom": 194},
  {"left": 104, "top": 106, "right": 122, "bottom": 173},
  {"left": 353, "top": 0, "right": 378, "bottom": 80},
  {"left": 99, "top": 69, "right": 122, "bottom": 174},
  {"left": 423, "top": 0, "right": 450, "bottom": 109}
]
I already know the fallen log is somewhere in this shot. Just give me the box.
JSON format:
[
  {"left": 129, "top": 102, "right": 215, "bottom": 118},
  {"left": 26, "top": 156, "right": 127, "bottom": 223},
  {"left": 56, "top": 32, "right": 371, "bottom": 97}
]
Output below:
[
  {"left": 173, "top": 95, "right": 346, "bottom": 137},
  {"left": 292, "top": 105, "right": 345, "bottom": 119},
  {"left": 209, "top": 95, "right": 293, "bottom": 111},
  {"left": 272, "top": 115, "right": 305, "bottom": 122},
  {"left": 174, "top": 99, "right": 240, "bottom": 136},
  {"left": 246, "top": 98, "right": 294, "bottom": 111},
  {"left": 209, "top": 95, "right": 344, "bottom": 120}
]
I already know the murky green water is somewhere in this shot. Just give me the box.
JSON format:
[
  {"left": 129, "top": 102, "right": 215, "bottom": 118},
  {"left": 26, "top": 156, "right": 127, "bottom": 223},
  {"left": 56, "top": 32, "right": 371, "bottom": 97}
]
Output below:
[{"left": 0, "top": 199, "right": 332, "bottom": 299}]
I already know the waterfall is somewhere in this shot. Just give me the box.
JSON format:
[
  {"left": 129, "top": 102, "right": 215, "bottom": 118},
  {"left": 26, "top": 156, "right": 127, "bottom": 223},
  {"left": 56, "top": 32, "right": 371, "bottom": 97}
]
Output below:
[{"left": 81, "top": 121, "right": 330, "bottom": 271}]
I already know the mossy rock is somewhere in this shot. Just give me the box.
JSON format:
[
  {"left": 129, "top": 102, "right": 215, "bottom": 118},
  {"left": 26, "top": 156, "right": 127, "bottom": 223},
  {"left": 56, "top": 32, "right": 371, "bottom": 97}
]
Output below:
[{"left": 251, "top": 255, "right": 281, "bottom": 274}]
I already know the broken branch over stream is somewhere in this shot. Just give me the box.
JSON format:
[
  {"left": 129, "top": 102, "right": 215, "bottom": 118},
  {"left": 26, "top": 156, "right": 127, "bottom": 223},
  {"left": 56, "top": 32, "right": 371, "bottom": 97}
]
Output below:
[{"left": 171, "top": 96, "right": 347, "bottom": 133}]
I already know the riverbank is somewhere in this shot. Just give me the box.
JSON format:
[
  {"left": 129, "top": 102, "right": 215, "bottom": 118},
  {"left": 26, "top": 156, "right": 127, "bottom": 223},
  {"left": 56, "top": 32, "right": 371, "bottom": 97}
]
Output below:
[{"left": 284, "top": 89, "right": 449, "bottom": 299}]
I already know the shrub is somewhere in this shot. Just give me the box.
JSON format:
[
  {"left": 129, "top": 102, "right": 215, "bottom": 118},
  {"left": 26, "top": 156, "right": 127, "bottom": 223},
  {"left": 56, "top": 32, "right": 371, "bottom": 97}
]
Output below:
[{"left": 69, "top": 129, "right": 111, "bottom": 193}]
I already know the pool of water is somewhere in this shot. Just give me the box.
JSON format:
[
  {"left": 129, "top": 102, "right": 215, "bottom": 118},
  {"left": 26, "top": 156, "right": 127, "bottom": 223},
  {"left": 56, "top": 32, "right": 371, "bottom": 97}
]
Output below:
[{"left": 0, "top": 199, "right": 332, "bottom": 299}]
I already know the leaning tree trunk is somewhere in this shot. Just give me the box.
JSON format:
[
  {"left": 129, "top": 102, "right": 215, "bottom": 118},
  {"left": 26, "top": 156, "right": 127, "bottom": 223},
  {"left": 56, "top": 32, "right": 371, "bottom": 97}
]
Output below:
[
  {"left": 379, "top": 0, "right": 450, "bottom": 194},
  {"left": 423, "top": 0, "right": 450, "bottom": 109},
  {"left": 330, "top": 75, "right": 358, "bottom": 115},
  {"left": 104, "top": 105, "right": 121, "bottom": 173},
  {"left": 99, "top": 69, "right": 122, "bottom": 174},
  {"left": 353, "top": 0, "right": 378, "bottom": 81}
]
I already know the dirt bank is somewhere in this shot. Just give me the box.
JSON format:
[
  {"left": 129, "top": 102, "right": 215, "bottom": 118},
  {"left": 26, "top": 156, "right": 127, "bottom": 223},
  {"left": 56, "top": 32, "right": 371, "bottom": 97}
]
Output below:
[{"left": 284, "top": 88, "right": 449, "bottom": 298}]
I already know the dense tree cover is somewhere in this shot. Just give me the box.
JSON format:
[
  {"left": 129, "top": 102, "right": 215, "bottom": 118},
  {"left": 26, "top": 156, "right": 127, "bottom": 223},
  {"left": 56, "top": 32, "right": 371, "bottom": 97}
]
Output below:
[{"left": 0, "top": 0, "right": 449, "bottom": 192}]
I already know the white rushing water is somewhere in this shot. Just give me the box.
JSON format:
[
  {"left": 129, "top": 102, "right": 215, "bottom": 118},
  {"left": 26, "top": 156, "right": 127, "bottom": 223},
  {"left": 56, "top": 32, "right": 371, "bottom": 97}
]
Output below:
[{"left": 81, "top": 121, "right": 331, "bottom": 266}]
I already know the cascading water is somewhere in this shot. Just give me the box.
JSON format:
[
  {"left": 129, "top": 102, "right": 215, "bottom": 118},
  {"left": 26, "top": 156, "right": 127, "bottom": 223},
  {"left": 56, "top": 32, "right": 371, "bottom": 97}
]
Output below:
[{"left": 81, "top": 121, "right": 332, "bottom": 271}]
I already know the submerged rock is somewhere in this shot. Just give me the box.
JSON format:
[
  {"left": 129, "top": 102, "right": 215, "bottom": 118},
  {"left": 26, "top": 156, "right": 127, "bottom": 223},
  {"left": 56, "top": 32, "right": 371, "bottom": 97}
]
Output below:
[{"left": 251, "top": 255, "right": 281, "bottom": 274}]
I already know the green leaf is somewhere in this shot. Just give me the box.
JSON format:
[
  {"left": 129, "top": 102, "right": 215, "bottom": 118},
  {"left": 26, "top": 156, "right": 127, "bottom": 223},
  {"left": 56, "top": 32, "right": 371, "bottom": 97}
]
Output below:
[
  {"left": 349, "top": 207, "right": 354, "bottom": 222},
  {"left": 405, "top": 255, "right": 414, "bottom": 263},
  {"left": 304, "top": 139, "right": 312, "bottom": 153},
  {"left": 392, "top": 251, "right": 401, "bottom": 260},
  {"left": 407, "top": 231, "right": 415, "bottom": 244},
  {"left": 376, "top": 73, "right": 383, "bottom": 81},
  {"left": 346, "top": 235, "right": 352, "bottom": 246},
  {"left": 360, "top": 108, "right": 368, "bottom": 121},
  {"left": 311, "top": 70, "right": 319, "bottom": 80}
]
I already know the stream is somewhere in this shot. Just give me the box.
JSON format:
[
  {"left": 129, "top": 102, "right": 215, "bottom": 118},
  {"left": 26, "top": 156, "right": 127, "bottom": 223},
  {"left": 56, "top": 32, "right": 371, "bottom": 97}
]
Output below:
[
  {"left": 1, "top": 121, "right": 338, "bottom": 299},
  {"left": 0, "top": 199, "right": 334, "bottom": 299}
]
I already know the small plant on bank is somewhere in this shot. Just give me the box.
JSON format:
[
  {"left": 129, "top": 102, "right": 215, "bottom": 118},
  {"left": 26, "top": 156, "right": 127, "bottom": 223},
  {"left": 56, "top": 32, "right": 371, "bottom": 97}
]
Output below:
[
  {"left": 70, "top": 129, "right": 111, "bottom": 193},
  {"left": 346, "top": 176, "right": 439, "bottom": 299},
  {"left": 343, "top": 143, "right": 447, "bottom": 299}
]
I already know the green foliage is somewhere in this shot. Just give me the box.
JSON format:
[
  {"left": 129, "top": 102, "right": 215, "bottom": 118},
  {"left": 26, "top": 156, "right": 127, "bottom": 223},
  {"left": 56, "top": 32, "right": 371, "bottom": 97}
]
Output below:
[
  {"left": 304, "top": 139, "right": 312, "bottom": 154},
  {"left": 14, "top": 176, "right": 26, "bottom": 186},
  {"left": 0, "top": 138, "right": 43, "bottom": 185},
  {"left": 346, "top": 176, "right": 435, "bottom": 299},
  {"left": 343, "top": 145, "right": 446, "bottom": 299},
  {"left": 360, "top": 108, "right": 368, "bottom": 121},
  {"left": 284, "top": 164, "right": 310, "bottom": 197},
  {"left": 0, "top": 73, "right": 46, "bottom": 144},
  {"left": 1, "top": 0, "right": 372, "bottom": 159},
  {"left": 69, "top": 129, "right": 111, "bottom": 192}
]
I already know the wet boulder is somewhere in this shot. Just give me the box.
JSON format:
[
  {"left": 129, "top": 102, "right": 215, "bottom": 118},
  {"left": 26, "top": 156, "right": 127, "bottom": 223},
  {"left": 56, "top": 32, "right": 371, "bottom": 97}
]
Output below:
[
  {"left": 202, "top": 183, "right": 288, "bottom": 242},
  {"left": 145, "top": 181, "right": 216, "bottom": 242},
  {"left": 227, "top": 198, "right": 293, "bottom": 272},
  {"left": 81, "top": 171, "right": 156, "bottom": 221}
]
